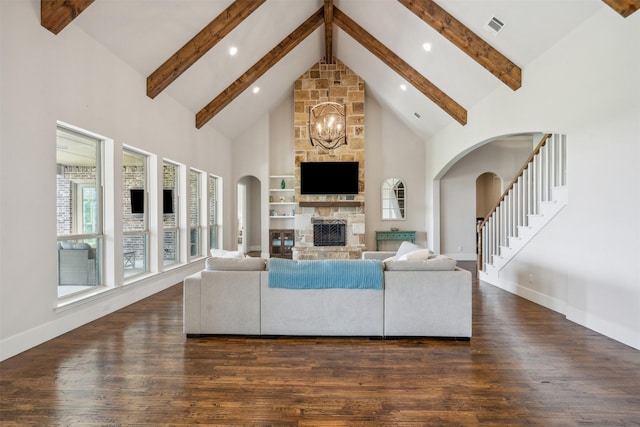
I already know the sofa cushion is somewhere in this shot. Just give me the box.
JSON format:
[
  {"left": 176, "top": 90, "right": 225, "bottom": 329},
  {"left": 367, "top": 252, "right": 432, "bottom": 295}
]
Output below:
[
  {"left": 395, "top": 241, "right": 423, "bottom": 258},
  {"left": 384, "top": 255, "right": 457, "bottom": 271},
  {"left": 205, "top": 257, "right": 267, "bottom": 271}
]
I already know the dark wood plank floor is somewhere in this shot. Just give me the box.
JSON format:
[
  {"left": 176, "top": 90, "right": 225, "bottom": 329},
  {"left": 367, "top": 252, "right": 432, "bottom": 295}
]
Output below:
[{"left": 1, "top": 263, "right": 639, "bottom": 426}]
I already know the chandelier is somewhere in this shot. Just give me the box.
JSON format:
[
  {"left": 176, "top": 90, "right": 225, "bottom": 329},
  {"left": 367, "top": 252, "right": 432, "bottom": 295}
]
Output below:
[{"left": 309, "top": 102, "right": 347, "bottom": 150}]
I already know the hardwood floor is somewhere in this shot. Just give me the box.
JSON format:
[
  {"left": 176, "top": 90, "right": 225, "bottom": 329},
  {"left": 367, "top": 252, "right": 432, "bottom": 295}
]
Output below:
[{"left": 1, "top": 264, "right": 639, "bottom": 426}]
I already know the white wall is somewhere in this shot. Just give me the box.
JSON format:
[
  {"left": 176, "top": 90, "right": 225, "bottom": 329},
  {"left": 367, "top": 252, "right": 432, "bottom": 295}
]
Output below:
[
  {"left": 364, "top": 95, "right": 427, "bottom": 250},
  {"left": 425, "top": 7, "right": 640, "bottom": 349},
  {"left": 0, "top": 1, "right": 232, "bottom": 360}
]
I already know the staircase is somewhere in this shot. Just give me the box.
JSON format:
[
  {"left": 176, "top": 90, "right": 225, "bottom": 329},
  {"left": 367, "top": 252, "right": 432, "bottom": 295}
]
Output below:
[{"left": 479, "top": 133, "right": 567, "bottom": 282}]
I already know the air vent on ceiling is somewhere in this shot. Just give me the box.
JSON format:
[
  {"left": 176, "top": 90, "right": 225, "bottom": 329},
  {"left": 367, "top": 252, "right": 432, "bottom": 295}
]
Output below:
[{"left": 486, "top": 16, "right": 505, "bottom": 35}]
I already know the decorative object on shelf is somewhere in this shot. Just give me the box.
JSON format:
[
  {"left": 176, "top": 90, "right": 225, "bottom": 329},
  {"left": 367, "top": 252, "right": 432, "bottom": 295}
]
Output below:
[
  {"left": 281, "top": 179, "right": 286, "bottom": 189},
  {"left": 280, "top": 196, "right": 285, "bottom": 202},
  {"left": 309, "top": 102, "right": 347, "bottom": 149}
]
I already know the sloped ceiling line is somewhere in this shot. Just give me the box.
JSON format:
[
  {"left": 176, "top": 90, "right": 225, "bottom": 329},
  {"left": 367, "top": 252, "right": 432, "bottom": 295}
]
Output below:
[
  {"left": 195, "top": 8, "right": 325, "bottom": 129},
  {"left": 397, "top": 0, "right": 522, "bottom": 91},
  {"left": 146, "top": 0, "right": 267, "bottom": 99},
  {"left": 333, "top": 6, "right": 467, "bottom": 125}
]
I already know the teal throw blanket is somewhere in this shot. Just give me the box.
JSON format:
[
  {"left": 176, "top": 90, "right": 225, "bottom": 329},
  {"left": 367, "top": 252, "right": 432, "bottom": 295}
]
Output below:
[{"left": 268, "top": 258, "right": 383, "bottom": 290}]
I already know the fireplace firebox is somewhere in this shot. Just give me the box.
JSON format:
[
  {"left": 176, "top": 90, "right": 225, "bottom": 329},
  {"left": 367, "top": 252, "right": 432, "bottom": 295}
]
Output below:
[{"left": 312, "top": 218, "right": 346, "bottom": 246}]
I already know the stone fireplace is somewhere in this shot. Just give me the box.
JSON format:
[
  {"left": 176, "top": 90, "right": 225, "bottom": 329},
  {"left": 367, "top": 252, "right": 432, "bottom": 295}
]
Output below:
[{"left": 292, "top": 59, "right": 366, "bottom": 259}]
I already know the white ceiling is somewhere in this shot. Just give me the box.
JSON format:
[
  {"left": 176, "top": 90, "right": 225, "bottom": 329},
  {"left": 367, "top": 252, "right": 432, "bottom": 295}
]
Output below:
[{"left": 71, "top": 0, "right": 604, "bottom": 141}]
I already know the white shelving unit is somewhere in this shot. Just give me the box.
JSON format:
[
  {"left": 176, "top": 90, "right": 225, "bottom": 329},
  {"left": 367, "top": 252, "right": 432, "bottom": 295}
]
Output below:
[{"left": 269, "top": 175, "right": 296, "bottom": 223}]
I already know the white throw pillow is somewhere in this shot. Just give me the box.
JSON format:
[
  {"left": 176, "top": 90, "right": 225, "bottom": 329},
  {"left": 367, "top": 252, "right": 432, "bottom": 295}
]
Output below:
[
  {"left": 396, "top": 241, "right": 423, "bottom": 258},
  {"left": 210, "top": 248, "right": 227, "bottom": 257},
  {"left": 210, "top": 248, "right": 246, "bottom": 259},
  {"left": 221, "top": 250, "right": 245, "bottom": 259},
  {"left": 397, "top": 248, "right": 432, "bottom": 261}
]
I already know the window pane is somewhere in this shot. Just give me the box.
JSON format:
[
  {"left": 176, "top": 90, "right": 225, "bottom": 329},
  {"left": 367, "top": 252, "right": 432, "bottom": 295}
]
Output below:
[
  {"left": 123, "top": 233, "right": 148, "bottom": 278},
  {"left": 123, "top": 149, "right": 149, "bottom": 277},
  {"left": 189, "top": 170, "right": 200, "bottom": 228},
  {"left": 163, "top": 230, "right": 178, "bottom": 265},
  {"left": 163, "top": 162, "right": 179, "bottom": 266},
  {"left": 57, "top": 237, "right": 102, "bottom": 289},
  {"left": 189, "top": 170, "right": 201, "bottom": 257},
  {"left": 208, "top": 174, "right": 219, "bottom": 250},
  {"left": 56, "top": 128, "right": 99, "bottom": 237},
  {"left": 163, "top": 163, "right": 178, "bottom": 228},
  {"left": 56, "top": 126, "right": 103, "bottom": 296},
  {"left": 123, "top": 150, "right": 147, "bottom": 232}
]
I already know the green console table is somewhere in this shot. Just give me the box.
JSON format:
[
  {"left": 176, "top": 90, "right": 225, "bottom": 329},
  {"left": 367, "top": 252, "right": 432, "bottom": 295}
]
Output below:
[{"left": 375, "top": 230, "right": 416, "bottom": 251}]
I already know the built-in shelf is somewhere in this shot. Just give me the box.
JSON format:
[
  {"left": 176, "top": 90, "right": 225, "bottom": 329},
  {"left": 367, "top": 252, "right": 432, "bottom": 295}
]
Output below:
[
  {"left": 269, "top": 175, "right": 295, "bottom": 226},
  {"left": 298, "top": 201, "right": 363, "bottom": 208}
]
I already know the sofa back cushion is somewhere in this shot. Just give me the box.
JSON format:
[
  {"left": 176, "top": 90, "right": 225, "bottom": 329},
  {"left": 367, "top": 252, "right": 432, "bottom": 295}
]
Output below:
[
  {"left": 384, "top": 255, "right": 457, "bottom": 271},
  {"left": 205, "top": 257, "right": 267, "bottom": 271}
]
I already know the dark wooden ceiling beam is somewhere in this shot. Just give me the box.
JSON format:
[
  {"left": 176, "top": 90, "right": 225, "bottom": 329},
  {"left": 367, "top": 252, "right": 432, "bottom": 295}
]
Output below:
[
  {"left": 196, "top": 8, "right": 324, "bottom": 129},
  {"left": 333, "top": 7, "right": 466, "bottom": 125},
  {"left": 41, "top": 0, "right": 94, "bottom": 34},
  {"left": 398, "top": 0, "right": 521, "bottom": 91},
  {"left": 324, "top": 0, "right": 334, "bottom": 63},
  {"left": 601, "top": 0, "right": 640, "bottom": 17},
  {"left": 147, "top": 0, "right": 266, "bottom": 99}
]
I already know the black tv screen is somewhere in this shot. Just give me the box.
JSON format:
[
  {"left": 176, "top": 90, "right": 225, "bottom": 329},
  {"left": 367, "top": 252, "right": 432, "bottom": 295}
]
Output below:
[
  {"left": 300, "top": 162, "right": 359, "bottom": 195},
  {"left": 130, "top": 189, "right": 144, "bottom": 214},
  {"left": 163, "top": 189, "right": 174, "bottom": 214},
  {"left": 130, "top": 189, "right": 173, "bottom": 214}
]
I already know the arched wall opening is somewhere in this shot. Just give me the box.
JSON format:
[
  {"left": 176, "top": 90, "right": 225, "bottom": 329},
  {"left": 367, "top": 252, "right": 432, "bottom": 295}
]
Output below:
[
  {"left": 434, "top": 133, "right": 538, "bottom": 260},
  {"left": 236, "top": 175, "right": 262, "bottom": 256}
]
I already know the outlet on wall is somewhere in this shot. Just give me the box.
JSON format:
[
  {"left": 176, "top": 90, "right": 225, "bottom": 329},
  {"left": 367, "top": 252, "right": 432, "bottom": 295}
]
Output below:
[{"left": 458, "top": 246, "right": 463, "bottom": 252}]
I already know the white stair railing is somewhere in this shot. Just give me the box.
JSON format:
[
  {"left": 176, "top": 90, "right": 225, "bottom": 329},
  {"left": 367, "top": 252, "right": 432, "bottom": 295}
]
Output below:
[{"left": 479, "top": 133, "right": 566, "bottom": 272}]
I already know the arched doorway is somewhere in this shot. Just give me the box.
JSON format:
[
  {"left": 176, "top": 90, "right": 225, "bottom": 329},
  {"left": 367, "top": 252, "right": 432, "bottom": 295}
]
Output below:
[
  {"left": 475, "top": 172, "right": 502, "bottom": 260},
  {"left": 237, "top": 175, "right": 261, "bottom": 256},
  {"left": 476, "top": 172, "right": 502, "bottom": 220}
]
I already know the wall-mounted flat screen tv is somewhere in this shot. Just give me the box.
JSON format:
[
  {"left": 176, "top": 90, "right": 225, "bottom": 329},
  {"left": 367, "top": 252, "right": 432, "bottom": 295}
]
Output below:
[
  {"left": 300, "top": 161, "right": 359, "bottom": 195},
  {"left": 130, "top": 189, "right": 144, "bottom": 214},
  {"left": 130, "top": 189, "right": 174, "bottom": 214},
  {"left": 162, "top": 189, "right": 174, "bottom": 214}
]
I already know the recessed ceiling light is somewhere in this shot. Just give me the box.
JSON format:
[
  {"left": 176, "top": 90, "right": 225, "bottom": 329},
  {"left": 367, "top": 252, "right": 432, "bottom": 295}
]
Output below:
[
  {"left": 229, "top": 46, "right": 238, "bottom": 56},
  {"left": 400, "top": 84, "right": 407, "bottom": 91},
  {"left": 252, "top": 87, "right": 260, "bottom": 94},
  {"left": 422, "top": 42, "right": 432, "bottom": 52}
]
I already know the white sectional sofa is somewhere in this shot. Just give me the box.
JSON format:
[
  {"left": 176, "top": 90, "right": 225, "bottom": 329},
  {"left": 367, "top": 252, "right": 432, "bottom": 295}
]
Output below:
[{"left": 183, "top": 244, "right": 472, "bottom": 339}]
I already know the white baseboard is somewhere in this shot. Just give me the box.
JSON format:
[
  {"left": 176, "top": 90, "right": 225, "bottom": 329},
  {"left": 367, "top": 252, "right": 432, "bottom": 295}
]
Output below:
[
  {"left": 485, "top": 278, "right": 566, "bottom": 315},
  {"left": 0, "top": 262, "right": 203, "bottom": 361},
  {"left": 484, "top": 278, "right": 640, "bottom": 351},
  {"left": 565, "top": 306, "right": 640, "bottom": 351}
]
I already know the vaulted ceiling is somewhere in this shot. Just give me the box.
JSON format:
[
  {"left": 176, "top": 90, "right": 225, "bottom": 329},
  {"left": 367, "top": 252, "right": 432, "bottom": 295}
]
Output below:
[{"left": 42, "top": 0, "right": 638, "bottom": 141}]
